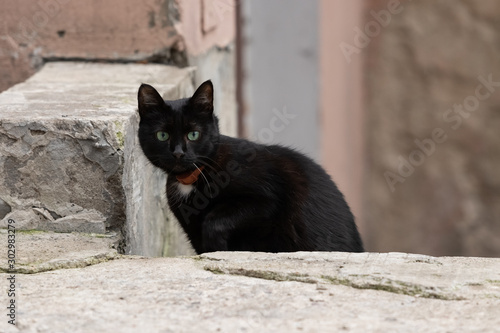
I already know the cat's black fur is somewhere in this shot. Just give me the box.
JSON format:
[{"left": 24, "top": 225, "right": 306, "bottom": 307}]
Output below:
[{"left": 137, "top": 80, "right": 363, "bottom": 253}]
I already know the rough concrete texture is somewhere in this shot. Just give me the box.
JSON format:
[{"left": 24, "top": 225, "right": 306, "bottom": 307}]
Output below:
[
  {"left": 365, "top": 0, "right": 500, "bottom": 257},
  {"left": 0, "top": 229, "right": 120, "bottom": 274},
  {"left": 0, "top": 62, "right": 195, "bottom": 256},
  {"left": 0, "top": 251, "right": 498, "bottom": 332}
]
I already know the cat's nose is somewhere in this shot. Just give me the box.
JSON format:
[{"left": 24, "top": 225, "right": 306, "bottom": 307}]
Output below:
[
  {"left": 173, "top": 152, "right": 185, "bottom": 159},
  {"left": 173, "top": 145, "right": 185, "bottom": 159}
]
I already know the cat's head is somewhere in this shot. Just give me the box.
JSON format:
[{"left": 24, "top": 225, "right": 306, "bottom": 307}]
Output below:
[{"left": 137, "top": 80, "right": 220, "bottom": 175}]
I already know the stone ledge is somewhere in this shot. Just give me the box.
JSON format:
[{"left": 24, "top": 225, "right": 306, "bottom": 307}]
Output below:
[
  {"left": 1, "top": 251, "right": 498, "bottom": 332},
  {"left": 0, "top": 62, "right": 195, "bottom": 256},
  {"left": 200, "top": 252, "right": 500, "bottom": 301},
  {"left": 0, "top": 229, "right": 120, "bottom": 274}
]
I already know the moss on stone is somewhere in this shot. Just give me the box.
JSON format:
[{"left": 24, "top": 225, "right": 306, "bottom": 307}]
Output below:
[
  {"left": 320, "top": 275, "right": 464, "bottom": 301},
  {"left": 113, "top": 120, "right": 125, "bottom": 149},
  {"left": 116, "top": 131, "right": 125, "bottom": 149},
  {"left": 203, "top": 266, "right": 318, "bottom": 284},
  {"left": 486, "top": 280, "right": 500, "bottom": 285},
  {"left": 17, "top": 229, "right": 46, "bottom": 235},
  {"left": 204, "top": 266, "right": 224, "bottom": 274},
  {"left": 1, "top": 252, "right": 121, "bottom": 274}
]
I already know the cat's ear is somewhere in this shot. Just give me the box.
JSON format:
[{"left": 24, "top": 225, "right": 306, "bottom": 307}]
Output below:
[
  {"left": 190, "top": 80, "right": 213, "bottom": 114},
  {"left": 137, "top": 83, "right": 165, "bottom": 117}
]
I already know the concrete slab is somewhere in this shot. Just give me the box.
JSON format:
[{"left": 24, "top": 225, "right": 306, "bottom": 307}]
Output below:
[
  {"left": 0, "top": 229, "right": 120, "bottom": 274},
  {"left": 0, "top": 62, "right": 195, "bottom": 256},
  {"left": 201, "top": 251, "right": 500, "bottom": 301},
  {"left": 0, "top": 252, "right": 498, "bottom": 332}
]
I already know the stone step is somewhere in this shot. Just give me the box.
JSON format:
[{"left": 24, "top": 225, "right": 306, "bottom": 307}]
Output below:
[
  {"left": 0, "top": 62, "right": 195, "bottom": 256},
  {"left": 0, "top": 251, "right": 498, "bottom": 332},
  {"left": 0, "top": 229, "right": 120, "bottom": 274}
]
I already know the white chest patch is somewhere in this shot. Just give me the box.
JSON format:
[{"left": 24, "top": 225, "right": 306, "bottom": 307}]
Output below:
[{"left": 176, "top": 183, "right": 194, "bottom": 197}]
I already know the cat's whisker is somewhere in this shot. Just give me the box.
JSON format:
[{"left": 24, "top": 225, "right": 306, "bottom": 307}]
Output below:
[
  {"left": 194, "top": 162, "right": 213, "bottom": 198},
  {"left": 196, "top": 159, "right": 219, "bottom": 173},
  {"left": 197, "top": 156, "right": 223, "bottom": 170},
  {"left": 172, "top": 196, "right": 183, "bottom": 208},
  {"left": 167, "top": 187, "right": 183, "bottom": 207}
]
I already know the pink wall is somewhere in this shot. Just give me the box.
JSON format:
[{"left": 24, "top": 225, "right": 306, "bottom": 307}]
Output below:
[
  {"left": 319, "top": 0, "right": 366, "bottom": 236},
  {"left": 176, "top": 0, "right": 236, "bottom": 56},
  {"left": 0, "top": 0, "right": 236, "bottom": 92}
]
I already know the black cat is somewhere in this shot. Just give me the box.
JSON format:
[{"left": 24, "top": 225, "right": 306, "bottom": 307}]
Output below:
[{"left": 137, "top": 80, "right": 364, "bottom": 254}]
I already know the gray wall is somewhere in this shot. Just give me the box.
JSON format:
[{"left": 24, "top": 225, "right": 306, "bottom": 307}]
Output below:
[{"left": 241, "top": 0, "right": 320, "bottom": 160}]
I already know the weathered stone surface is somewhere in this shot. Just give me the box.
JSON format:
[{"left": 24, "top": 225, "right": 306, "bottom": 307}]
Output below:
[
  {"left": 201, "top": 251, "right": 500, "bottom": 301},
  {"left": 0, "top": 251, "right": 498, "bottom": 332},
  {"left": 0, "top": 197, "right": 12, "bottom": 219},
  {"left": 1, "top": 209, "right": 106, "bottom": 234},
  {"left": 365, "top": 0, "right": 500, "bottom": 257},
  {"left": 0, "top": 229, "right": 120, "bottom": 274},
  {"left": 0, "top": 62, "right": 195, "bottom": 256}
]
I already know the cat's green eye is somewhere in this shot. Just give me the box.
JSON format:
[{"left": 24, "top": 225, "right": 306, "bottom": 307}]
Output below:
[
  {"left": 187, "top": 131, "right": 200, "bottom": 141},
  {"left": 156, "top": 131, "right": 169, "bottom": 141}
]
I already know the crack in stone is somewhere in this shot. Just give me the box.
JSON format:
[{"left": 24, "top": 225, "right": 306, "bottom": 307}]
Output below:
[
  {"left": 203, "top": 265, "right": 320, "bottom": 284},
  {"left": 0, "top": 251, "right": 122, "bottom": 274},
  {"left": 320, "top": 275, "right": 464, "bottom": 301},
  {"left": 203, "top": 265, "right": 465, "bottom": 301}
]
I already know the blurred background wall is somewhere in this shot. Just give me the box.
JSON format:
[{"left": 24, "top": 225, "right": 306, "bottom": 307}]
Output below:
[
  {"left": 240, "top": 0, "right": 500, "bottom": 257},
  {"left": 364, "top": 0, "right": 500, "bottom": 257},
  {"left": 1, "top": 0, "right": 499, "bottom": 257}
]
